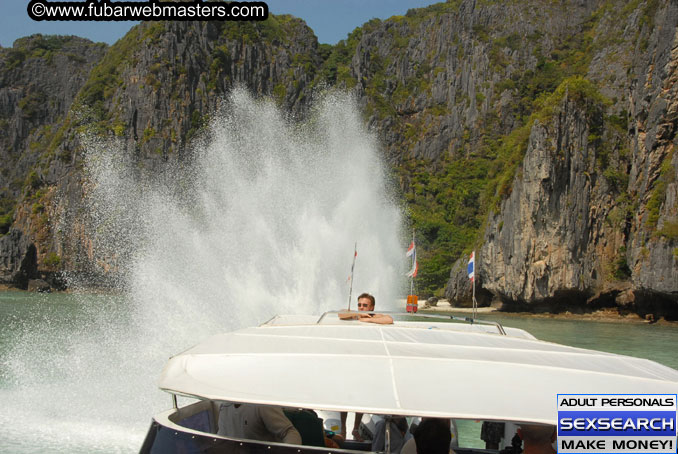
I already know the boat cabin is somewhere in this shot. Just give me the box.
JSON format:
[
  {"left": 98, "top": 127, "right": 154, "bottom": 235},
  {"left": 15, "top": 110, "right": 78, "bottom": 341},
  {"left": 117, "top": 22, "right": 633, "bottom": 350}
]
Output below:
[{"left": 140, "top": 312, "right": 678, "bottom": 453}]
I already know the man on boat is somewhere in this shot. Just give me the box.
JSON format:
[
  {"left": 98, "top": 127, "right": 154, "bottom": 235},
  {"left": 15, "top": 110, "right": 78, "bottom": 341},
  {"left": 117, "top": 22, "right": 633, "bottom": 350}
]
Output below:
[
  {"left": 406, "top": 418, "right": 452, "bottom": 454},
  {"left": 217, "top": 402, "right": 302, "bottom": 445},
  {"left": 372, "top": 416, "right": 409, "bottom": 453},
  {"left": 339, "top": 293, "right": 393, "bottom": 441},
  {"left": 338, "top": 292, "right": 393, "bottom": 324}
]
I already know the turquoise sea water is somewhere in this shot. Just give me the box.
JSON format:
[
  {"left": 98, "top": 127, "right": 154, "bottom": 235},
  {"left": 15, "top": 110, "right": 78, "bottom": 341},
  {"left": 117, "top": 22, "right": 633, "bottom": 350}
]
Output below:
[
  {"left": 1, "top": 291, "right": 677, "bottom": 453},
  {"left": 0, "top": 291, "right": 142, "bottom": 453},
  {"left": 466, "top": 311, "right": 678, "bottom": 370}
]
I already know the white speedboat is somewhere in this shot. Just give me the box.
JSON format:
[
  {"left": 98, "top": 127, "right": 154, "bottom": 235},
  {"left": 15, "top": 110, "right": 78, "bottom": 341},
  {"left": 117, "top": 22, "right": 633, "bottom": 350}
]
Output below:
[{"left": 140, "top": 311, "right": 678, "bottom": 453}]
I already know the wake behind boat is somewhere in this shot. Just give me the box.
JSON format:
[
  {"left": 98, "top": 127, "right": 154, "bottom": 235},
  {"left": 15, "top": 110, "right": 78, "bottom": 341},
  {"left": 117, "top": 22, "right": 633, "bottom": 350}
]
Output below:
[{"left": 140, "top": 311, "right": 678, "bottom": 453}]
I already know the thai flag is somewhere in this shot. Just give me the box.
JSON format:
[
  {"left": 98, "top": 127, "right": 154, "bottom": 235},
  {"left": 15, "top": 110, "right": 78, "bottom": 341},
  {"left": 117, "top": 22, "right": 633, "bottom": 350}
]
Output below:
[
  {"left": 347, "top": 245, "right": 357, "bottom": 282},
  {"left": 467, "top": 251, "right": 475, "bottom": 282},
  {"left": 406, "top": 241, "right": 415, "bottom": 257},
  {"left": 406, "top": 241, "right": 418, "bottom": 278}
]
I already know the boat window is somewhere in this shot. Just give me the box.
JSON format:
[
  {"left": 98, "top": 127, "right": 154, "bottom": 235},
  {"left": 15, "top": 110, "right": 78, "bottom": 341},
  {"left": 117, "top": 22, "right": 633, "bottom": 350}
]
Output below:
[
  {"left": 454, "top": 420, "right": 558, "bottom": 454},
  {"left": 179, "top": 409, "right": 212, "bottom": 433},
  {"left": 456, "top": 420, "right": 518, "bottom": 451},
  {"left": 172, "top": 399, "right": 219, "bottom": 434},
  {"left": 159, "top": 400, "right": 542, "bottom": 454}
]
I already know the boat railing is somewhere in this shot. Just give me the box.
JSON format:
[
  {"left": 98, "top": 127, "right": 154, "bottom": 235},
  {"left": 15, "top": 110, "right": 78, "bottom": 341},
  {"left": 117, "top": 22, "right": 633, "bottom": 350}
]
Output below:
[{"left": 316, "top": 310, "right": 507, "bottom": 335}]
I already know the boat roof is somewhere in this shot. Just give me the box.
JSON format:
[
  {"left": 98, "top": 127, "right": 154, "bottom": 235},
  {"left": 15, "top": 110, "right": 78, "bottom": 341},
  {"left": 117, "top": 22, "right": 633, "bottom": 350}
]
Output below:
[{"left": 158, "top": 312, "right": 678, "bottom": 425}]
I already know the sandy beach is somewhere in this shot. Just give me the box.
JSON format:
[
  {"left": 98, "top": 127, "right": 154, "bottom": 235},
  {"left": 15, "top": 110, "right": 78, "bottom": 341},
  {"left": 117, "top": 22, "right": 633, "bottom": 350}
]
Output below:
[{"left": 417, "top": 299, "right": 677, "bottom": 325}]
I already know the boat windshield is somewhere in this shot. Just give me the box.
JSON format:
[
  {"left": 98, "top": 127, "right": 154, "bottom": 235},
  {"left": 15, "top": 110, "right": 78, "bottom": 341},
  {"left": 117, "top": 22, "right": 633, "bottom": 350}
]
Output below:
[{"left": 265, "top": 311, "right": 509, "bottom": 336}]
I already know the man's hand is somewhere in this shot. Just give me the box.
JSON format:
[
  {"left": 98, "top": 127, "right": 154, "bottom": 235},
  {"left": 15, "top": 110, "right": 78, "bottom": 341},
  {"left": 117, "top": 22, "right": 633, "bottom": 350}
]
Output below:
[
  {"left": 338, "top": 311, "right": 360, "bottom": 320},
  {"left": 338, "top": 311, "right": 393, "bottom": 324}
]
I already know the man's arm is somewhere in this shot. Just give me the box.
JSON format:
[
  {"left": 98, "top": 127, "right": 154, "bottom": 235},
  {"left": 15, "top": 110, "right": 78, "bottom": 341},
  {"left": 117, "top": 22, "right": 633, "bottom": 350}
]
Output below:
[
  {"left": 338, "top": 311, "right": 360, "bottom": 320},
  {"left": 358, "top": 313, "right": 393, "bottom": 324},
  {"left": 339, "top": 312, "right": 393, "bottom": 324},
  {"left": 259, "top": 406, "right": 302, "bottom": 444}
]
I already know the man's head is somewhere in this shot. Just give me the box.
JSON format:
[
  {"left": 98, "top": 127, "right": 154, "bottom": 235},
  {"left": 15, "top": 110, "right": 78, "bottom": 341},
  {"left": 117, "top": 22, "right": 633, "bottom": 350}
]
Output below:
[
  {"left": 357, "top": 293, "right": 375, "bottom": 311},
  {"left": 414, "top": 418, "right": 451, "bottom": 454},
  {"left": 518, "top": 424, "right": 556, "bottom": 446},
  {"left": 392, "top": 416, "right": 408, "bottom": 436}
]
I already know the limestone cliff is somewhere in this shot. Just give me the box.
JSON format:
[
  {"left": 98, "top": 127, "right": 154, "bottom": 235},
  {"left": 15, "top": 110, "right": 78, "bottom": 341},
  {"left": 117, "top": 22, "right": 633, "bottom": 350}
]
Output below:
[
  {"left": 445, "top": 0, "right": 678, "bottom": 318},
  {"left": 0, "top": 18, "right": 322, "bottom": 287},
  {"left": 316, "top": 0, "right": 615, "bottom": 292},
  {"left": 0, "top": 35, "right": 106, "bottom": 285},
  {"left": 0, "top": 1, "right": 676, "bottom": 316}
]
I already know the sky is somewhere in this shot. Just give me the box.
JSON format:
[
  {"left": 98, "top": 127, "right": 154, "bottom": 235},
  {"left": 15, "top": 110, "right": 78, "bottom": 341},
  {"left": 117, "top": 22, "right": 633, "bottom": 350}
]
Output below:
[{"left": 0, "top": 0, "right": 441, "bottom": 48}]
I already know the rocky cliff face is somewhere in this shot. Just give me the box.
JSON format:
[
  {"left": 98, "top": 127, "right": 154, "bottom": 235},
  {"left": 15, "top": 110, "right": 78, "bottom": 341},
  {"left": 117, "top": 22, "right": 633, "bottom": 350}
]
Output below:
[
  {"left": 340, "top": 0, "right": 597, "bottom": 164},
  {"left": 626, "top": 2, "right": 678, "bottom": 303},
  {"left": 0, "top": 228, "right": 37, "bottom": 288},
  {"left": 445, "top": 0, "right": 678, "bottom": 318},
  {"left": 470, "top": 94, "right": 626, "bottom": 306},
  {"left": 67, "top": 18, "right": 320, "bottom": 165},
  {"left": 315, "top": 0, "right": 621, "bottom": 293},
  {"left": 0, "top": 18, "right": 322, "bottom": 287},
  {"left": 0, "top": 36, "right": 105, "bottom": 187},
  {"left": 51, "top": 18, "right": 322, "bottom": 279},
  {"left": 0, "top": 35, "right": 106, "bottom": 285}
]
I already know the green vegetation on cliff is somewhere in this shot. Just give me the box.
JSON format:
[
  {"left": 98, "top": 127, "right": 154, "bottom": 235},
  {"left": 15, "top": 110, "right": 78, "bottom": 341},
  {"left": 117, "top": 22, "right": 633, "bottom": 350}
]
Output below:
[
  {"left": 403, "top": 76, "right": 612, "bottom": 295},
  {"left": 307, "top": 0, "right": 639, "bottom": 296},
  {"left": 75, "top": 23, "right": 155, "bottom": 130},
  {"left": 3, "top": 35, "right": 77, "bottom": 70},
  {"left": 1, "top": 0, "right": 670, "bottom": 300}
]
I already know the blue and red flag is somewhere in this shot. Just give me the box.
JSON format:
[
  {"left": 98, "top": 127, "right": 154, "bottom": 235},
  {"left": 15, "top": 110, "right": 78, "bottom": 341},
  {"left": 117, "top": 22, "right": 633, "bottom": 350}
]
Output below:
[
  {"left": 406, "top": 241, "right": 418, "bottom": 278},
  {"left": 467, "top": 251, "right": 475, "bottom": 282}
]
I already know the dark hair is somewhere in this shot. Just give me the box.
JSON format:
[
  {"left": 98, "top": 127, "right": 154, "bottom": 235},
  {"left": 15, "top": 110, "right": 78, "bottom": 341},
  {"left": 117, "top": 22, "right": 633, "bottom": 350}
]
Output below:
[
  {"left": 393, "top": 417, "right": 408, "bottom": 434},
  {"left": 357, "top": 293, "right": 375, "bottom": 307},
  {"left": 414, "top": 418, "right": 451, "bottom": 454}
]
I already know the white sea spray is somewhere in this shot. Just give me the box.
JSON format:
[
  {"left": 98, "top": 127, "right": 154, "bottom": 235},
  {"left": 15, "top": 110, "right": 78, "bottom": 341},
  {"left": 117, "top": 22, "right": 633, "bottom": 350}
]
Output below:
[{"left": 0, "top": 89, "right": 406, "bottom": 453}]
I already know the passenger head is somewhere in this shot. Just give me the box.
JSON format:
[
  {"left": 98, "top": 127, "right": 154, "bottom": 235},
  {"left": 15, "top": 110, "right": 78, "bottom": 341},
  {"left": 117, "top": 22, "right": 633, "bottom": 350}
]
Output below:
[
  {"left": 414, "top": 418, "right": 451, "bottom": 454},
  {"left": 518, "top": 424, "right": 556, "bottom": 446},
  {"left": 357, "top": 293, "right": 375, "bottom": 311},
  {"left": 393, "top": 416, "right": 408, "bottom": 435}
]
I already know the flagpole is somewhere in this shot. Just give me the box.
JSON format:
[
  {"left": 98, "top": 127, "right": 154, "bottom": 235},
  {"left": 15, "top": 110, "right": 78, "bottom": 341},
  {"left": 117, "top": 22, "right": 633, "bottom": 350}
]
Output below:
[
  {"left": 347, "top": 242, "right": 357, "bottom": 310},
  {"left": 410, "top": 230, "right": 415, "bottom": 296},
  {"left": 406, "top": 231, "right": 418, "bottom": 313},
  {"left": 472, "top": 250, "right": 477, "bottom": 320},
  {"left": 468, "top": 250, "right": 477, "bottom": 320}
]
